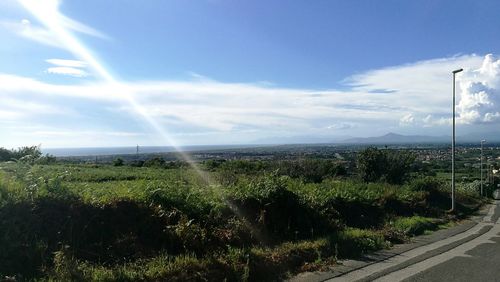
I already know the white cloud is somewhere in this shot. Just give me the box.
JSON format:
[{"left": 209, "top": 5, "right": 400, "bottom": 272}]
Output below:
[
  {"left": 46, "top": 58, "right": 88, "bottom": 68},
  {"left": 1, "top": 54, "right": 499, "bottom": 146},
  {"left": 0, "top": 54, "right": 497, "bottom": 136},
  {"left": 348, "top": 54, "right": 500, "bottom": 127},
  {"left": 327, "top": 123, "right": 356, "bottom": 130},
  {"left": 399, "top": 113, "right": 415, "bottom": 126},
  {"left": 0, "top": 109, "right": 23, "bottom": 120},
  {"left": 422, "top": 114, "right": 450, "bottom": 127},
  {"left": 30, "top": 130, "right": 143, "bottom": 138},
  {"left": 456, "top": 54, "right": 500, "bottom": 124},
  {"left": 4, "top": 127, "right": 146, "bottom": 148},
  {"left": 46, "top": 66, "right": 88, "bottom": 77},
  {"left": 45, "top": 58, "right": 89, "bottom": 77},
  {"left": 1, "top": 19, "right": 59, "bottom": 47},
  {"left": 1, "top": 1, "right": 108, "bottom": 48}
]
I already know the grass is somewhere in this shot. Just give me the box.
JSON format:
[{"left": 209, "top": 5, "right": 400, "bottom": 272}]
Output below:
[
  {"left": 391, "top": 216, "right": 439, "bottom": 236},
  {"left": 0, "top": 162, "right": 484, "bottom": 281}
]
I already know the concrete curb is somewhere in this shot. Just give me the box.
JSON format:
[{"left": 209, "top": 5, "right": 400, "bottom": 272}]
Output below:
[{"left": 290, "top": 203, "right": 493, "bottom": 282}]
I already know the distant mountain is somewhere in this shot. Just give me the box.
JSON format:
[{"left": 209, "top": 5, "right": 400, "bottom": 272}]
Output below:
[
  {"left": 253, "top": 135, "right": 353, "bottom": 145},
  {"left": 339, "top": 131, "right": 500, "bottom": 144},
  {"left": 459, "top": 132, "right": 500, "bottom": 143},
  {"left": 253, "top": 131, "right": 500, "bottom": 146},
  {"left": 340, "top": 133, "right": 449, "bottom": 144}
]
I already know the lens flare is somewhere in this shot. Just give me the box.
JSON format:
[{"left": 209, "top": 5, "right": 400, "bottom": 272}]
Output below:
[
  {"left": 19, "top": 0, "right": 264, "bottom": 242},
  {"left": 18, "top": 0, "right": 207, "bottom": 176}
]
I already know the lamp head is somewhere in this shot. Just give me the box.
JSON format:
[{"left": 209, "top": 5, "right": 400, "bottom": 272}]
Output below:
[{"left": 453, "top": 68, "right": 464, "bottom": 74}]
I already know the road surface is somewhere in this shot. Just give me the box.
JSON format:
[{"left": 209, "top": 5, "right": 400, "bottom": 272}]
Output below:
[
  {"left": 326, "top": 201, "right": 500, "bottom": 282},
  {"left": 291, "top": 201, "right": 500, "bottom": 282}
]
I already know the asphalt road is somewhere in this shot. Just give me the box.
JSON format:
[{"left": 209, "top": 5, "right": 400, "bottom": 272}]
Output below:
[
  {"left": 404, "top": 235, "right": 500, "bottom": 282},
  {"left": 375, "top": 202, "right": 500, "bottom": 282},
  {"left": 311, "top": 201, "right": 500, "bottom": 282}
]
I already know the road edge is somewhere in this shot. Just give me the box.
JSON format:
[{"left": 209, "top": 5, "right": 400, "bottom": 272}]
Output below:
[{"left": 289, "top": 202, "right": 493, "bottom": 282}]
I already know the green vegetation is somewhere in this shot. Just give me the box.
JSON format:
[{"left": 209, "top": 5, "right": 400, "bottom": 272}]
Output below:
[
  {"left": 391, "top": 216, "right": 439, "bottom": 236},
  {"left": 357, "top": 147, "right": 415, "bottom": 184},
  {"left": 0, "top": 146, "right": 487, "bottom": 281}
]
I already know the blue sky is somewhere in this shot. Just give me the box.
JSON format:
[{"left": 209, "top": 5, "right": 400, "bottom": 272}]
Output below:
[{"left": 1, "top": 0, "right": 500, "bottom": 148}]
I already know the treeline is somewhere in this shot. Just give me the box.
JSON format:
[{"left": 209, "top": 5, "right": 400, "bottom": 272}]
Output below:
[
  {"left": 206, "top": 158, "right": 348, "bottom": 183},
  {"left": 0, "top": 146, "right": 55, "bottom": 164},
  {"left": 112, "top": 147, "right": 421, "bottom": 185}
]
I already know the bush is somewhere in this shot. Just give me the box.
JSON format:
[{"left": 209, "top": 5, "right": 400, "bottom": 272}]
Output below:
[
  {"left": 228, "top": 173, "right": 337, "bottom": 242},
  {"left": 391, "top": 216, "right": 437, "bottom": 236},
  {"left": 334, "top": 228, "right": 387, "bottom": 257},
  {"left": 14, "top": 146, "right": 43, "bottom": 163},
  {"left": 113, "top": 158, "right": 124, "bottom": 166},
  {"left": 35, "top": 154, "right": 57, "bottom": 165},
  {"left": 357, "top": 147, "right": 415, "bottom": 184},
  {"left": 275, "top": 159, "right": 347, "bottom": 183},
  {"left": 0, "top": 148, "right": 13, "bottom": 162},
  {"left": 143, "top": 157, "right": 166, "bottom": 168},
  {"left": 457, "top": 180, "right": 481, "bottom": 195},
  {"left": 408, "top": 176, "right": 443, "bottom": 193},
  {"left": 219, "top": 160, "right": 267, "bottom": 174},
  {"left": 130, "top": 160, "right": 144, "bottom": 167}
]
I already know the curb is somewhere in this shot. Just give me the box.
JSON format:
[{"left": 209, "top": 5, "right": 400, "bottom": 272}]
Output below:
[{"left": 290, "top": 202, "right": 493, "bottom": 282}]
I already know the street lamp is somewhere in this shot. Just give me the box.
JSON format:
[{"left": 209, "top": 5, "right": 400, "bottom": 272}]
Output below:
[
  {"left": 451, "top": 68, "right": 463, "bottom": 212},
  {"left": 481, "top": 139, "right": 486, "bottom": 196}
]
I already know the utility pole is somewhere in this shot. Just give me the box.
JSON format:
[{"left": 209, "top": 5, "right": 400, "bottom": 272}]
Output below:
[
  {"left": 488, "top": 163, "right": 491, "bottom": 184},
  {"left": 451, "top": 68, "right": 463, "bottom": 212},
  {"left": 136, "top": 144, "right": 140, "bottom": 162},
  {"left": 481, "top": 140, "right": 486, "bottom": 196}
]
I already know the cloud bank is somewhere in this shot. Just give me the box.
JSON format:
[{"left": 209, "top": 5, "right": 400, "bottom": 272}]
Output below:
[
  {"left": 1, "top": 54, "right": 498, "bottom": 146},
  {"left": 1, "top": 0, "right": 499, "bottom": 147}
]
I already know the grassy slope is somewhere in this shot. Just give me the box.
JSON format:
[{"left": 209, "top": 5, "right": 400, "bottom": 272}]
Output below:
[{"left": 0, "top": 163, "right": 484, "bottom": 281}]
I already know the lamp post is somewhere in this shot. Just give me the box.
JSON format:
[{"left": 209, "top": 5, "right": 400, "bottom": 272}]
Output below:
[
  {"left": 481, "top": 139, "right": 486, "bottom": 196},
  {"left": 451, "top": 68, "right": 463, "bottom": 212}
]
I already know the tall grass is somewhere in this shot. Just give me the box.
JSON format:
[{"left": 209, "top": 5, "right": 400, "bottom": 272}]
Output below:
[{"left": 0, "top": 162, "right": 483, "bottom": 281}]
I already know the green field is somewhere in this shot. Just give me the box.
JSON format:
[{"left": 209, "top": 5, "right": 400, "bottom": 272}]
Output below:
[{"left": 0, "top": 150, "right": 487, "bottom": 281}]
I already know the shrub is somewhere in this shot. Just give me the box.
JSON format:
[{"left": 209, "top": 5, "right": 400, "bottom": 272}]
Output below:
[
  {"left": 457, "top": 180, "right": 481, "bottom": 195},
  {"left": 275, "top": 159, "right": 347, "bottom": 183},
  {"left": 143, "top": 157, "right": 166, "bottom": 168},
  {"left": 130, "top": 160, "right": 144, "bottom": 167},
  {"left": 13, "top": 146, "right": 43, "bottom": 164},
  {"left": 35, "top": 154, "right": 57, "bottom": 165},
  {"left": 0, "top": 148, "right": 13, "bottom": 162},
  {"left": 384, "top": 150, "right": 416, "bottom": 184},
  {"left": 113, "top": 158, "right": 124, "bottom": 166},
  {"left": 357, "top": 147, "right": 387, "bottom": 182},
  {"left": 408, "top": 176, "right": 443, "bottom": 193},
  {"left": 334, "top": 228, "right": 387, "bottom": 257},
  {"left": 357, "top": 147, "right": 415, "bottom": 184},
  {"left": 391, "top": 216, "right": 437, "bottom": 236}
]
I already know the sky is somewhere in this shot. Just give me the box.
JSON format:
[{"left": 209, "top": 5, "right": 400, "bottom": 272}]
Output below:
[{"left": 0, "top": 0, "right": 500, "bottom": 148}]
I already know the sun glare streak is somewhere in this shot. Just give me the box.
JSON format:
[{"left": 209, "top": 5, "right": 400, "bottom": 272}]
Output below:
[
  {"left": 18, "top": 0, "right": 265, "bottom": 241},
  {"left": 18, "top": 0, "right": 211, "bottom": 180}
]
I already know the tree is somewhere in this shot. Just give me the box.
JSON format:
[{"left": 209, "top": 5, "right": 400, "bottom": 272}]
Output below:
[
  {"left": 357, "top": 147, "right": 416, "bottom": 184},
  {"left": 357, "top": 147, "right": 387, "bottom": 182},
  {"left": 143, "top": 157, "right": 166, "bottom": 168},
  {"left": 384, "top": 150, "right": 416, "bottom": 184},
  {"left": 14, "top": 146, "right": 43, "bottom": 164},
  {"left": 113, "top": 158, "right": 124, "bottom": 166},
  {"left": 0, "top": 148, "right": 12, "bottom": 162}
]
